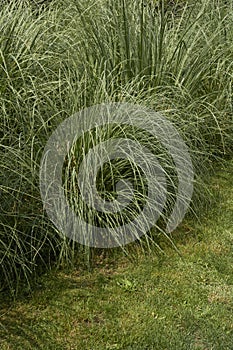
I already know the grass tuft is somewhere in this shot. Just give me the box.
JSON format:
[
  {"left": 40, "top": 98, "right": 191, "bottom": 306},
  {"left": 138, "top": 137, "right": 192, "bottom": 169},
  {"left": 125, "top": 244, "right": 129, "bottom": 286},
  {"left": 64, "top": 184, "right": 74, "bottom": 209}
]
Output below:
[{"left": 0, "top": 0, "right": 233, "bottom": 294}]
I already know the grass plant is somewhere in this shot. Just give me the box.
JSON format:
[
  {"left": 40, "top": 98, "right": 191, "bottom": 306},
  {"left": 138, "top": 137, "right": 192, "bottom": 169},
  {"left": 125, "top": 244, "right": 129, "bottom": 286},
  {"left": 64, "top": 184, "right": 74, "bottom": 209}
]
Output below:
[{"left": 0, "top": 0, "right": 232, "bottom": 294}]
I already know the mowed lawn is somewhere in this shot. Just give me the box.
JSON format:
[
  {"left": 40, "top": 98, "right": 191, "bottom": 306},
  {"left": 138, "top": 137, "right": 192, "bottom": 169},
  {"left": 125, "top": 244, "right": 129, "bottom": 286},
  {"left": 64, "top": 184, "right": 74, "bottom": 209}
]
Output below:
[{"left": 0, "top": 160, "right": 232, "bottom": 349}]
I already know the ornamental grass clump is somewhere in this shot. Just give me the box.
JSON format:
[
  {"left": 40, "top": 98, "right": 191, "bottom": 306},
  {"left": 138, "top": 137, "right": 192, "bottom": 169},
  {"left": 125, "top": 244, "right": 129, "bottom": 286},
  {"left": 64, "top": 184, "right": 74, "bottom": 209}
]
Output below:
[{"left": 0, "top": 0, "right": 232, "bottom": 295}]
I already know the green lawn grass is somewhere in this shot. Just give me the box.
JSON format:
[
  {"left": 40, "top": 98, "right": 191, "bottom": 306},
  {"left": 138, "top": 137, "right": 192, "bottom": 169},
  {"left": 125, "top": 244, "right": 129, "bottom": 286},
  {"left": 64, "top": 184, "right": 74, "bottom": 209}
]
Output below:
[{"left": 0, "top": 160, "right": 232, "bottom": 349}]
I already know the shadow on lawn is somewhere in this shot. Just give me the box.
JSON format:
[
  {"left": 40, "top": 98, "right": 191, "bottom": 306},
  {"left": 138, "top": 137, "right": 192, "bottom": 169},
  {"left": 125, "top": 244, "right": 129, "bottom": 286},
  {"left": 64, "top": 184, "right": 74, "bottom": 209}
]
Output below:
[{"left": 0, "top": 271, "right": 102, "bottom": 349}]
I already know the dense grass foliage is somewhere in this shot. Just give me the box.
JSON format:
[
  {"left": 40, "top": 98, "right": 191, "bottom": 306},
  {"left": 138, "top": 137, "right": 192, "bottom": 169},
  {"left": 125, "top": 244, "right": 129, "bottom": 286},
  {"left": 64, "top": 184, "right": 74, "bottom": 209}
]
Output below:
[{"left": 0, "top": 0, "right": 232, "bottom": 295}]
